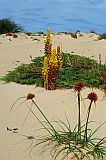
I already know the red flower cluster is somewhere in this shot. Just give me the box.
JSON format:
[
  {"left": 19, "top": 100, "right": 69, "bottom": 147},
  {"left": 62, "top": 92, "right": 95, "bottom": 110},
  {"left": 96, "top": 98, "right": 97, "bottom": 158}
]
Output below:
[
  {"left": 27, "top": 93, "right": 35, "bottom": 100},
  {"left": 73, "top": 82, "right": 85, "bottom": 91},
  {"left": 87, "top": 92, "right": 98, "bottom": 102}
]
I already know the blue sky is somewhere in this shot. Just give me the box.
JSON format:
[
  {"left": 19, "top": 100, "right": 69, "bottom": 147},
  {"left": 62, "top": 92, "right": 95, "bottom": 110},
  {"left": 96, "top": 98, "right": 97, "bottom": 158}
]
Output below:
[{"left": 0, "top": 0, "right": 106, "bottom": 33}]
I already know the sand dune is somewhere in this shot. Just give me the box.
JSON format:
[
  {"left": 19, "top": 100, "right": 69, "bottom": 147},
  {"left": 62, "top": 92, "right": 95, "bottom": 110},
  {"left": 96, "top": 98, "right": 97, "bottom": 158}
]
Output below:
[{"left": 0, "top": 33, "right": 106, "bottom": 160}]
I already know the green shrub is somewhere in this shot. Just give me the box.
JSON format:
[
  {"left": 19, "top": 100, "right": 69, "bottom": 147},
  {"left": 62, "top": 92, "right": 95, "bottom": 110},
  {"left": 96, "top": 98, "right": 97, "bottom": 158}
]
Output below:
[
  {"left": 1, "top": 53, "right": 106, "bottom": 89},
  {"left": 0, "top": 18, "right": 23, "bottom": 34}
]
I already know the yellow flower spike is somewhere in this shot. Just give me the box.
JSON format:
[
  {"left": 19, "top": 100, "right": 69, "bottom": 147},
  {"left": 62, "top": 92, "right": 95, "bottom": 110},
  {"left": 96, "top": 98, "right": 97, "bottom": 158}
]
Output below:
[
  {"left": 49, "top": 48, "right": 58, "bottom": 66},
  {"left": 42, "top": 56, "right": 49, "bottom": 76},
  {"left": 43, "top": 27, "right": 52, "bottom": 89},
  {"left": 42, "top": 28, "right": 62, "bottom": 90},
  {"left": 48, "top": 48, "right": 59, "bottom": 90},
  {"left": 44, "top": 27, "right": 52, "bottom": 58},
  {"left": 42, "top": 56, "right": 49, "bottom": 89}
]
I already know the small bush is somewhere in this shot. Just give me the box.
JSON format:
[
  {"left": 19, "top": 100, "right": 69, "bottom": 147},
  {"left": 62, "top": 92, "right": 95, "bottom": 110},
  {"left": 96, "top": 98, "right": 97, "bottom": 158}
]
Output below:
[
  {"left": 71, "top": 33, "right": 77, "bottom": 39},
  {"left": 0, "top": 18, "right": 23, "bottom": 34}
]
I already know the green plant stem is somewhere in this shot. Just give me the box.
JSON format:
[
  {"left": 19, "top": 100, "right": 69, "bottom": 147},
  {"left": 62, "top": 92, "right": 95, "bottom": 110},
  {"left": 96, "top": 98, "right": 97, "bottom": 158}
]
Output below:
[
  {"left": 84, "top": 100, "right": 93, "bottom": 142},
  {"left": 78, "top": 90, "right": 81, "bottom": 140},
  {"left": 32, "top": 99, "right": 56, "bottom": 133}
]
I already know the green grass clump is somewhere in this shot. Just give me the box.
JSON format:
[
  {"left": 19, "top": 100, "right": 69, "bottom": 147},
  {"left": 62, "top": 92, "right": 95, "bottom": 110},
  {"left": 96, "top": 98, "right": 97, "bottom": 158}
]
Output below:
[
  {"left": 58, "top": 53, "right": 106, "bottom": 89},
  {"left": 1, "top": 53, "right": 106, "bottom": 89},
  {"left": 1, "top": 57, "right": 44, "bottom": 86}
]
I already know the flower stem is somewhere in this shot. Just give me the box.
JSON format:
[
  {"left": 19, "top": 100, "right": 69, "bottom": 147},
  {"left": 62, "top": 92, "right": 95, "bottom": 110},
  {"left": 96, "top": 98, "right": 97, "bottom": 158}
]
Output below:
[
  {"left": 84, "top": 101, "right": 93, "bottom": 142},
  {"left": 78, "top": 90, "right": 81, "bottom": 140},
  {"left": 32, "top": 99, "right": 56, "bottom": 133}
]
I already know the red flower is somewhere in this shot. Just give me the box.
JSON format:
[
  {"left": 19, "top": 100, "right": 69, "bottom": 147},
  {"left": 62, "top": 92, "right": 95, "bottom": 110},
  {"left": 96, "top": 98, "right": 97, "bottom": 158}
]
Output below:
[
  {"left": 87, "top": 92, "right": 98, "bottom": 102},
  {"left": 73, "top": 82, "right": 85, "bottom": 91},
  {"left": 27, "top": 93, "right": 35, "bottom": 100}
]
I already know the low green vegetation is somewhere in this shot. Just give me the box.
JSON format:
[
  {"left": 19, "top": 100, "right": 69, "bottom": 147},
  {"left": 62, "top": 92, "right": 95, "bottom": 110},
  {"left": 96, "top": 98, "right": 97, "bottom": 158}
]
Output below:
[{"left": 1, "top": 53, "right": 106, "bottom": 89}]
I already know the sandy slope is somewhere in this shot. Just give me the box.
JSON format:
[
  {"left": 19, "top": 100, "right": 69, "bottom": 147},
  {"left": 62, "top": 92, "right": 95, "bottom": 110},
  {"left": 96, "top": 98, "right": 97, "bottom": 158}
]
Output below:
[{"left": 0, "top": 33, "right": 106, "bottom": 160}]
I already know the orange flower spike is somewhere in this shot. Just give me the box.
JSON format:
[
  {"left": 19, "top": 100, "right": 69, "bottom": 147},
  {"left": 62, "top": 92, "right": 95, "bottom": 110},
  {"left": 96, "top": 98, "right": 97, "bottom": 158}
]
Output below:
[
  {"left": 27, "top": 93, "right": 35, "bottom": 100},
  {"left": 87, "top": 92, "right": 98, "bottom": 102}
]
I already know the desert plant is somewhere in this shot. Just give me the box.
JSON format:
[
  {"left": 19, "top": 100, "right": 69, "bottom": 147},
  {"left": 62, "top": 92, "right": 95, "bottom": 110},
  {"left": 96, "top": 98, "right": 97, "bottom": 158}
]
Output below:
[{"left": 0, "top": 18, "right": 23, "bottom": 34}]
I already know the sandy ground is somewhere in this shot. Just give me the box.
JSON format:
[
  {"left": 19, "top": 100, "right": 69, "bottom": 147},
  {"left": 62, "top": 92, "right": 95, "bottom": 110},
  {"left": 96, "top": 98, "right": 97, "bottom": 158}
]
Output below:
[{"left": 0, "top": 33, "right": 106, "bottom": 160}]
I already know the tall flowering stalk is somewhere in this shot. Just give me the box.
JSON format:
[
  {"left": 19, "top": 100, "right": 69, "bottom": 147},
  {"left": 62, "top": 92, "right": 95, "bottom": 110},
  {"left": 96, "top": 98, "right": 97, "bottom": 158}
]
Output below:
[
  {"left": 31, "top": 98, "right": 56, "bottom": 134},
  {"left": 27, "top": 93, "right": 58, "bottom": 135},
  {"left": 44, "top": 27, "right": 52, "bottom": 58},
  {"left": 73, "top": 82, "right": 84, "bottom": 140},
  {"left": 43, "top": 27, "right": 52, "bottom": 90},
  {"left": 84, "top": 92, "right": 98, "bottom": 142},
  {"left": 42, "top": 28, "right": 62, "bottom": 90},
  {"left": 49, "top": 48, "right": 59, "bottom": 90},
  {"left": 43, "top": 57, "right": 49, "bottom": 89}
]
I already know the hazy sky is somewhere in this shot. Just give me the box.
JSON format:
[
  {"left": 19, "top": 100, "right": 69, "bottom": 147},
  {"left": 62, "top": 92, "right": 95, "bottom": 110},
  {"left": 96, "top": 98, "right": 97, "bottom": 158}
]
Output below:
[{"left": 0, "top": 0, "right": 106, "bottom": 33}]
